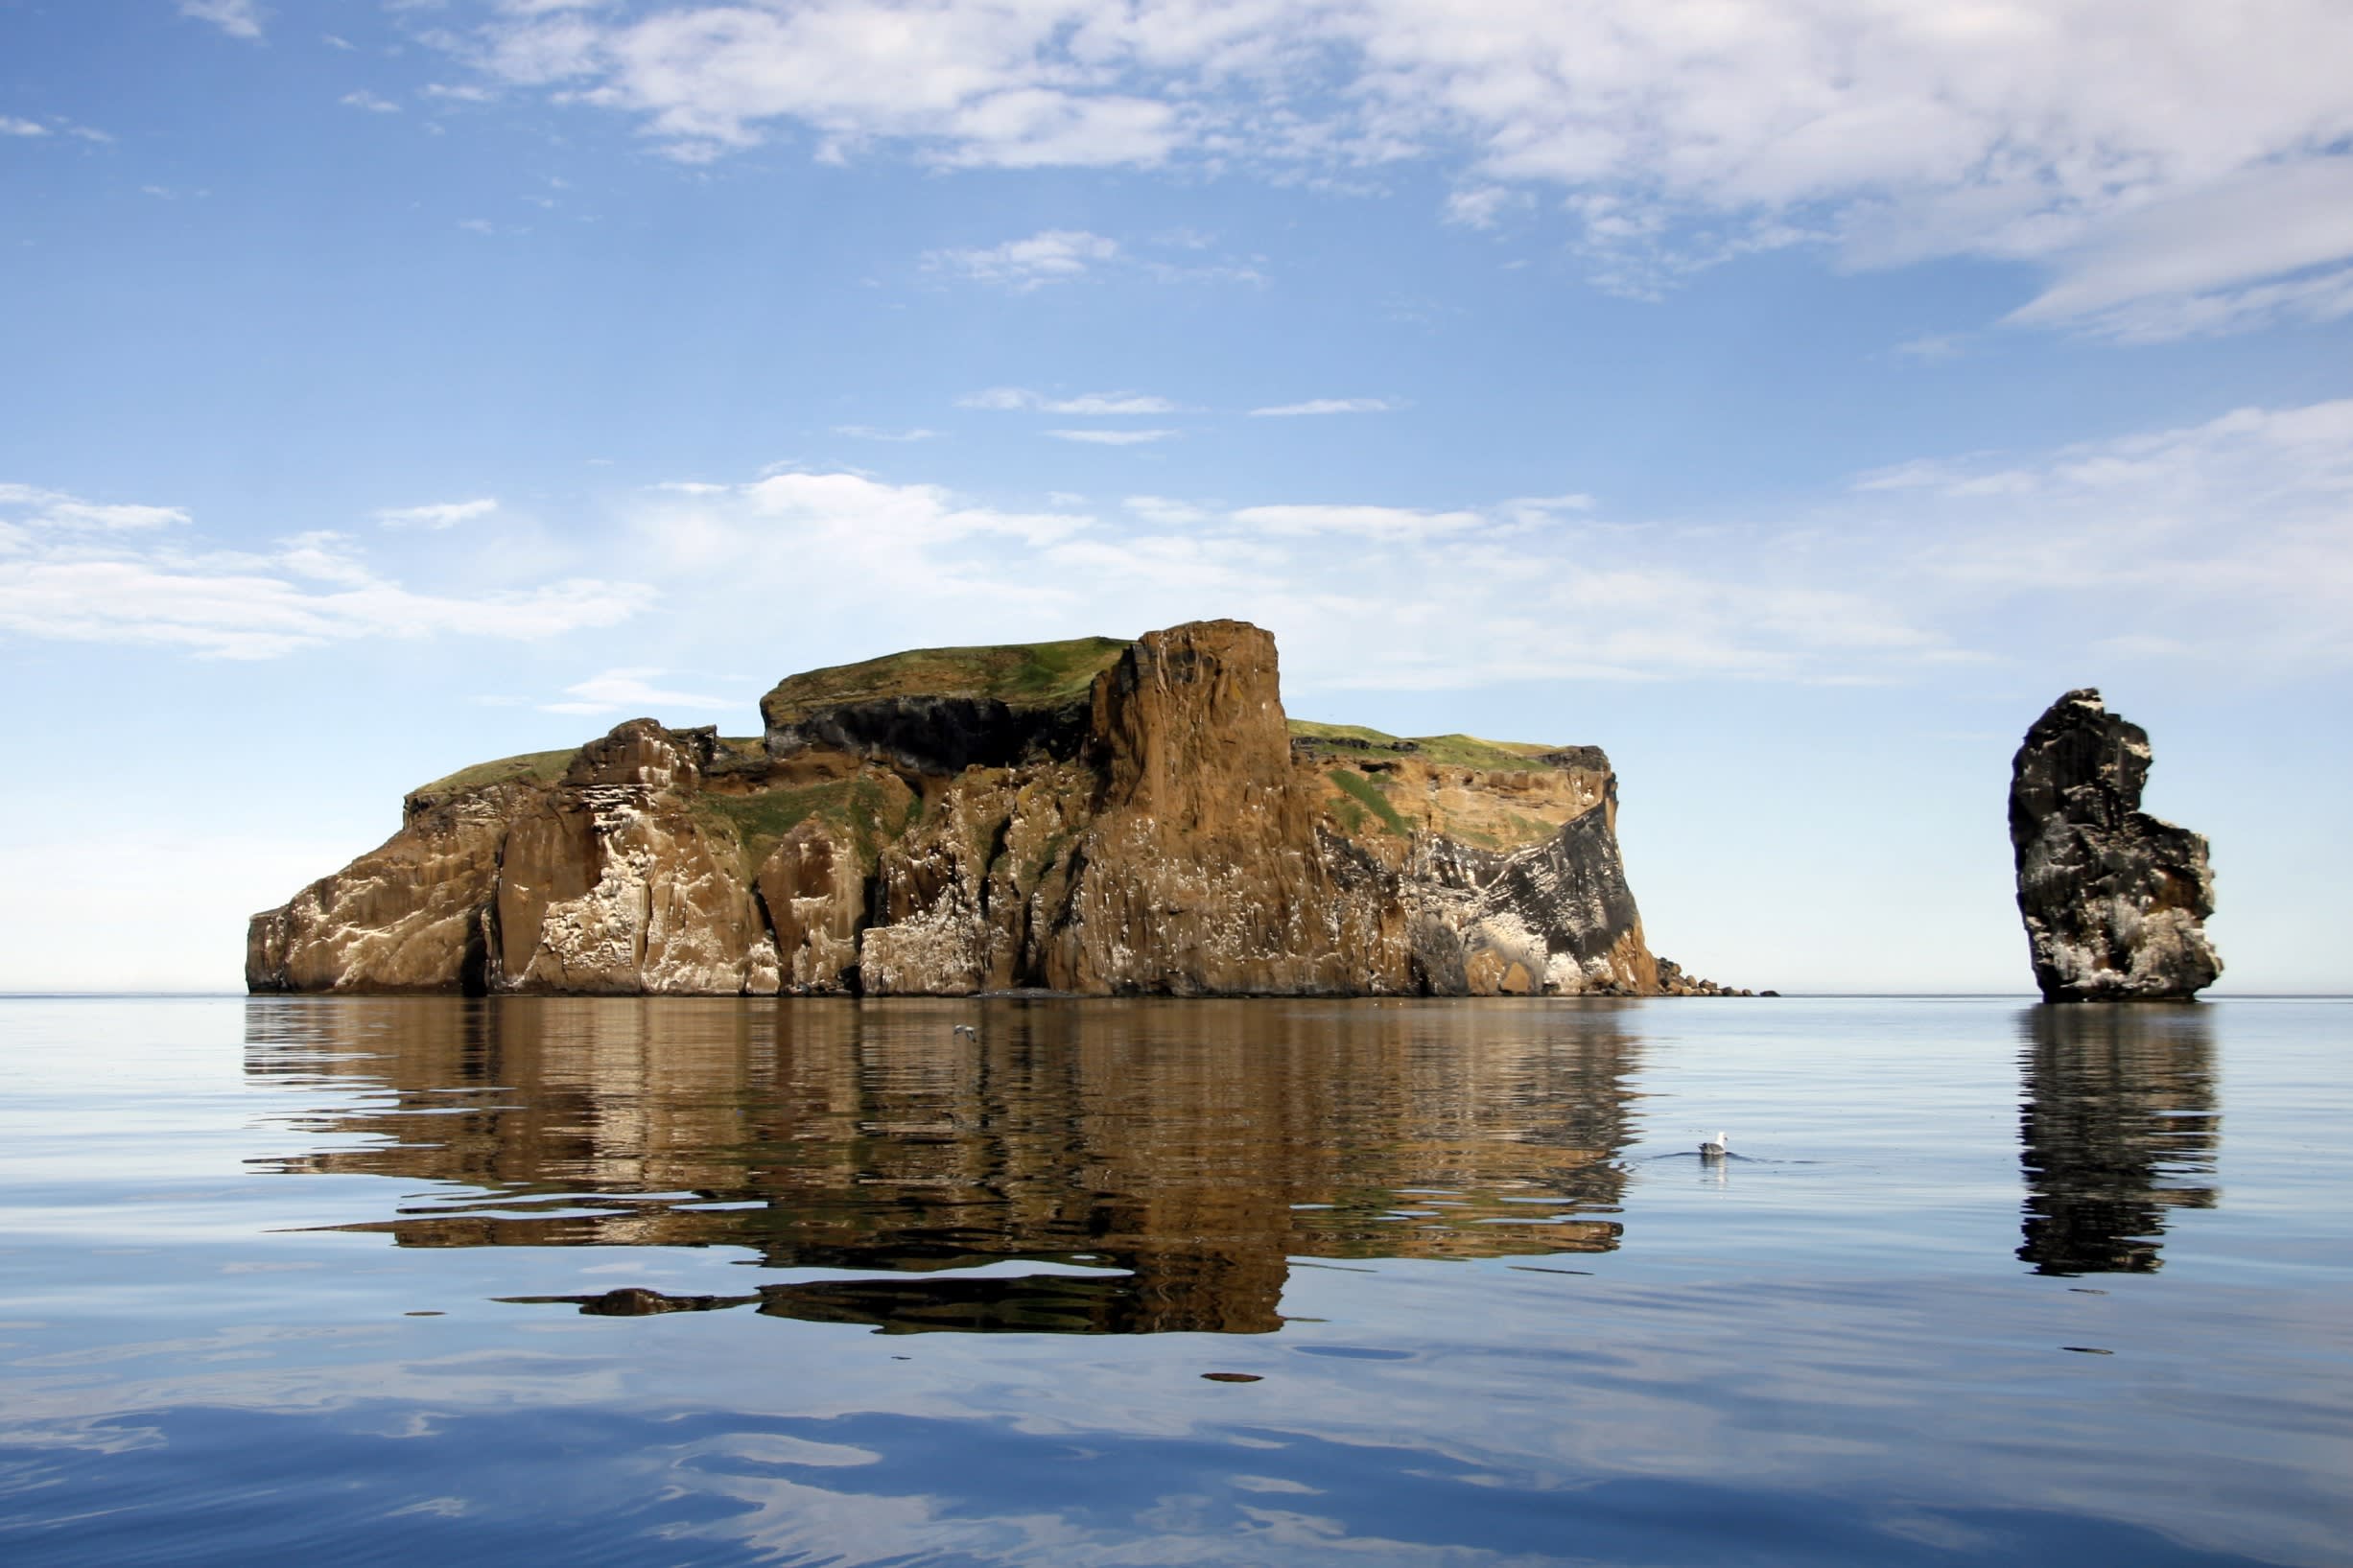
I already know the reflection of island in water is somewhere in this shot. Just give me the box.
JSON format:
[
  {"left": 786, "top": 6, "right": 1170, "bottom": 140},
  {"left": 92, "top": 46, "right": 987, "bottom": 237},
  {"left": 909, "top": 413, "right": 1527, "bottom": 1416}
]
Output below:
[
  {"left": 2016, "top": 1005, "right": 2219, "bottom": 1275},
  {"left": 246, "top": 997, "right": 1643, "bottom": 1334}
]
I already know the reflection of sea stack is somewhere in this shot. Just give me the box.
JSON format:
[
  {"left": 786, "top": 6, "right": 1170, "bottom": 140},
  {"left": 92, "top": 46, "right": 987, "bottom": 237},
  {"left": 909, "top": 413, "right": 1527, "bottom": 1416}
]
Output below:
[
  {"left": 2016, "top": 1005, "right": 2219, "bottom": 1275},
  {"left": 2009, "top": 690, "right": 2221, "bottom": 1001},
  {"left": 243, "top": 996, "right": 1644, "bottom": 1335}
]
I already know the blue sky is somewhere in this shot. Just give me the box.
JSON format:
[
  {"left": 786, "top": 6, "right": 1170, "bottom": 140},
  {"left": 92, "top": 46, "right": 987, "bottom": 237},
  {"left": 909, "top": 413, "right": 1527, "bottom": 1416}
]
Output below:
[{"left": 3, "top": 0, "right": 2349, "bottom": 992}]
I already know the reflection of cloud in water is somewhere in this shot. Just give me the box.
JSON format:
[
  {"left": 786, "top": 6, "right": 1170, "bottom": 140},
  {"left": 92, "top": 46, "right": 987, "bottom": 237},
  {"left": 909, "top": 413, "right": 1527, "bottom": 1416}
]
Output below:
[
  {"left": 243, "top": 996, "right": 1644, "bottom": 1334},
  {"left": 2015, "top": 1005, "right": 2220, "bottom": 1275}
]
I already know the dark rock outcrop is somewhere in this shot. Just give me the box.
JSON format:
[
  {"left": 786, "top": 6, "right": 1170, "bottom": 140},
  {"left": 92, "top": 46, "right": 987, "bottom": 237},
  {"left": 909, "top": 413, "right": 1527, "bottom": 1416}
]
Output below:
[
  {"left": 2010, "top": 689, "right": 2221, "bottom": 1001},
  {"left": 249, "top": 620, "right": 1734, "bottom": 997}
]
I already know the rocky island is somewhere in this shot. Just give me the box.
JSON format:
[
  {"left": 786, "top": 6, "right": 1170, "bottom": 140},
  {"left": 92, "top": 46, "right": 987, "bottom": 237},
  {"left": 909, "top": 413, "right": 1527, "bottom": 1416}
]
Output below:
[
  {"left": 249, "top": 619, "right": 1744, "bottom": 998},
  {"left": 2010, "top": 689, "right": 2221, "bottom": 1001}
]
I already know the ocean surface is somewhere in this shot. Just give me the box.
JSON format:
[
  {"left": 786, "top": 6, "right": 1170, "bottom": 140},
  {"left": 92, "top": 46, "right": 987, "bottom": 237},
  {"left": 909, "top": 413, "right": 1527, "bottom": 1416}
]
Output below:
[{"left": 0, "top": 995, "right": 2345, "bottom": 1567}]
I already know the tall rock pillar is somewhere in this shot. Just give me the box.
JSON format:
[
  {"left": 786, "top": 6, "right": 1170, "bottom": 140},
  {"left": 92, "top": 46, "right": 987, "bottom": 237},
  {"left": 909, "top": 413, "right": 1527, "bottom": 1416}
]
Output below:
[{"left": 2009, "top": 690, "right": 2221, "bottom": 1001}]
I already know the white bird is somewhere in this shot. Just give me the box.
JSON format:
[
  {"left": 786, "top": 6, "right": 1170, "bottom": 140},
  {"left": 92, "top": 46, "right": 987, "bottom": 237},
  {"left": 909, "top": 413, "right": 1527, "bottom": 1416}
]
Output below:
[
  {"left": 1699, "top": 1131, "right": 1729, "bottom": 1158},
  {"left": 952, "top": 1023, "right": 978, "bottom": 1040}
]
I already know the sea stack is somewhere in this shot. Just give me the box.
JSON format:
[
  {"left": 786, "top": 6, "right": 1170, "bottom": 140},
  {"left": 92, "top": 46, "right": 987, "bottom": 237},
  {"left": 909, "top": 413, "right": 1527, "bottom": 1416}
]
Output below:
[
  {"left": 2009, "top": 690, "right": 2221, "bottom": 1002},
  {"left": 248, "top": 619, "right": 1746, "bottom": 998}
]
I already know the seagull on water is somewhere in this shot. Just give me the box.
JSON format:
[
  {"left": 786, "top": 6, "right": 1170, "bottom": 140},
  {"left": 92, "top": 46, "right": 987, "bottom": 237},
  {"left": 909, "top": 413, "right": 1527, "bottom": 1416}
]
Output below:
[{"left": 1699, "top": 1131, "right": 1729, "bottom": 1158}]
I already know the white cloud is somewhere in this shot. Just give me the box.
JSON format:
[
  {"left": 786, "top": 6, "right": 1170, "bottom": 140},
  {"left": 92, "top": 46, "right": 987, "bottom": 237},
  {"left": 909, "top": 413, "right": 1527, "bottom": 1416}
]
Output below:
[
  {"left": 2053, "top": 266, "right": 2353, "bottom": 344},
  {"left": 601, "top": 396, "right": 2353, "bottom": 693},
  {"left": 962, "top": 387, "right": 1179, "bottom": 415},
  {"left": 0, "top": 485, "right": 647, "bottom": 659},
  {"left": 376, "top": 498, "right": 500, "bottom": 529},
  {"left": 1249, "top": 399, "right": 1398, "bottom": 417},
  {"left": 1894, "top": 334, "right": 1965, "bottom": 363},
  {"left": 619, "top": 470, "right": 1096, "bottom": 645},
  {"left": 2009, "top": 161, "right": 2353, "bottom": 339},
  {"left": 541, "top": 667, "right": 733, "bottom": 716},
  {"left": 1123, "top": 495, "right": 1210, "bottom": 527},
  {"left": 832, "top": 425, "right": 938, "bottom": 442},
  {"left": 0, "top": 485, "right": 189, "bottom": 530},
  {"left": 0, "top": 117, "right": 48, "bottom": 138},
  {"left": 1856, "top": 400, "right": 2353, "bottom": 667},
  {"left": 438, "top": 1, "right": 2353, "bottom": 327},
  {"left": 340, "top": 91, "right": 403, "bottom": 114},
  {"left": 618, "top": 467, "right": 1917, "bottom": 686},
  {"left": 923, "top": 229, "right": 1118, "bottom": 290},
  {"left": 178, "top": 0, "right": 264, "bottom": 40},
  {"left": 1232, "top": 504, "right": 1483, "bottom": 540},
  {"left": 1443, "top": 185, "right": 1524, "bottom": 229},
  {"left": 1046, "top": 429, "right": 1178, "bottom": 446}
]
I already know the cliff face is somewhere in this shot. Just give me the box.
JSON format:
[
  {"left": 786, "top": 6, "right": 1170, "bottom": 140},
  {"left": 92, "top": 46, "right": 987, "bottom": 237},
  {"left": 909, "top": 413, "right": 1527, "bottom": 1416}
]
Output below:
[
  {"left": 249, "top": 620, "right": 1702, "bottom": 997},
  {"left": 2010, "top": 689, "right": 2221, "bottom": 1002}
]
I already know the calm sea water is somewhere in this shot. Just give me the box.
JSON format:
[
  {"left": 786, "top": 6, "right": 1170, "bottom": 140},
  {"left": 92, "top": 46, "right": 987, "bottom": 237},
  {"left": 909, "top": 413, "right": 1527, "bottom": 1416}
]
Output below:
[{"left": 1, "top": 995, "right": 2346, "bottom": 1566}]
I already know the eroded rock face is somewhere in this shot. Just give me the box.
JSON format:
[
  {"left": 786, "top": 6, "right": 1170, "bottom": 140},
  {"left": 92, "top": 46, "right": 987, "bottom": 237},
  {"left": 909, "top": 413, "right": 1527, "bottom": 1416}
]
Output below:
[
  {"left": 488, "top": 722, "right": 770, "bottom": 995},
  {"left": 245, "top": 782, "right": 517, "bottom": 995},
  {"left": 249, "top": 619, "right": 1718, "bottom": 997},
  {"left": 2010, "top": 690, "right": 2221, "bottom": 1002}
]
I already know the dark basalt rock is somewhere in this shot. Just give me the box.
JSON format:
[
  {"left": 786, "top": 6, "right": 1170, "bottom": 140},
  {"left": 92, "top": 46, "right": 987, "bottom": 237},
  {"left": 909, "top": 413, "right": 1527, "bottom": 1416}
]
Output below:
[
  {"left": 766, "top": 694, "right": 1090, "bottom": 775},
  {"left": 2010, "top": 690, "right": 2221, "bottom": 1002},
  {"left": 1473, "top": 798, "right": 1643, "bottom": 971}
]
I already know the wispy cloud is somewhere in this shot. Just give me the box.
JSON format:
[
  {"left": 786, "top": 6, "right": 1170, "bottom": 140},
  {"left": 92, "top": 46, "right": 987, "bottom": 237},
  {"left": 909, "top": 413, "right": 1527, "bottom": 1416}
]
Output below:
[
  {"left": 1123, "top": 495, "right": 1210, "bottom": 527},
  {"left": 541, "top": 667, "right": 734, "bottom": 716},
  {"left": 608, "top": 466, "right": 1948, "bottom": 690},
  {"left": 0, "top": 484, "right": 188, "bottom": 530},
  {"left": 923, "top": 229, "right": 1117, "bottom": 291},
  {"left": 602, "top": 395, "right": 2353, "bottom": 691},
  {"left": 1853, "top": 399, "right": 2353, "bottom": 666},
  {"left": 1443, "top": 186, "right": 1527, "bottom": 230},
  {"left": 178, "top": 0, "right": 264, "bottom": 40},
  {"left": 376, "top": 498, "right": 499, "bottom": 529},
  {"left": 0, "top": 486, "right": 644, "bottom": 659},
  {"left": 1893, "top": 335, "right": 1966, "bottom": 363},
  {"left": 436, "top": 1, "right": 2353, "bottom": 327},
  {"left": 0, "top": 116, "right": 108, "bottom": 143},
  {"left": 340, "top": 91, "right": 402, "bottom": 114},
  {"left": 961, "top": 387, "right": 1178, "bottom": 415},
  {"left": 832, "top": 425, "right": 938, "bottom": 442},
  {"left": 1249, "top": 398, "right": 1399, "bottom": 417},
  {"left": 1046, "top": 429, "right": 1177, "bottom": 446},
  {"left": 1232, "top": 504, "right": 1481, "bottom": 540},
  {"left": 2005, "top": 161, "right": 2353, "bottom": 341}
]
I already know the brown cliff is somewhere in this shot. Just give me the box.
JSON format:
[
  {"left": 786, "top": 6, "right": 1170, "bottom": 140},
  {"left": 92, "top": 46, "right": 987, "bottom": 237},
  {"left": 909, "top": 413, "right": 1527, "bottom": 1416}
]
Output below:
[{"left": 248, "top": 619, "right": 1733, "bottom": 997}]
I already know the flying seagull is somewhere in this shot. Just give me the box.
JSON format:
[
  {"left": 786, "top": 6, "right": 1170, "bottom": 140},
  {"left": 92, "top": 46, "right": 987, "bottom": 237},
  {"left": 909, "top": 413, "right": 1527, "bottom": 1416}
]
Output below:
[{"left": 952, "top": 1023, "right": 978, "bottom": 1040}]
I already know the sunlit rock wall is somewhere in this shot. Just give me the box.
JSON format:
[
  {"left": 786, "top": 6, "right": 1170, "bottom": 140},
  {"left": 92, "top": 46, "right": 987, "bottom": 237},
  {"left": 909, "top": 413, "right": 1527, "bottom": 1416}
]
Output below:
[{"left": 249, "top": 619, "right": 1696, "bottom": 997}]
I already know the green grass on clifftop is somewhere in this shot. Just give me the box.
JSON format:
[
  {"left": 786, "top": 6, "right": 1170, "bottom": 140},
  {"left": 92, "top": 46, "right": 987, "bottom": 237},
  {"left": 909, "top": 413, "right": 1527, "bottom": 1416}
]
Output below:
[
  {"left": 762, "top": 636, "right": 1132, "bottom": 723},
  {"left": 410, "top": 749, "right": 577, "bottom": 798},
  {"left": 1287, "top": 720, "right": 1568, "bottom": 772}
]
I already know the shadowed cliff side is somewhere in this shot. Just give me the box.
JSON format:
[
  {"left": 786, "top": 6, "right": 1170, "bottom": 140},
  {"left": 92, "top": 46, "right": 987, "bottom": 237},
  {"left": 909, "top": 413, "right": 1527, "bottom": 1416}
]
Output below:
[{"left": 249, "top": 619, "right": 1738, "bottom": 997}]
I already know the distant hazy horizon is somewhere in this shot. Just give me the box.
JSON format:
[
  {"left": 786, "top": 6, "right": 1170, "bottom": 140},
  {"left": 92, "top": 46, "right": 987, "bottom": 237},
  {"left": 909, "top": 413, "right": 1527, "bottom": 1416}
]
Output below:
[{"left": 3, "top": 3, "right": 2346, "bottom": 994}]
